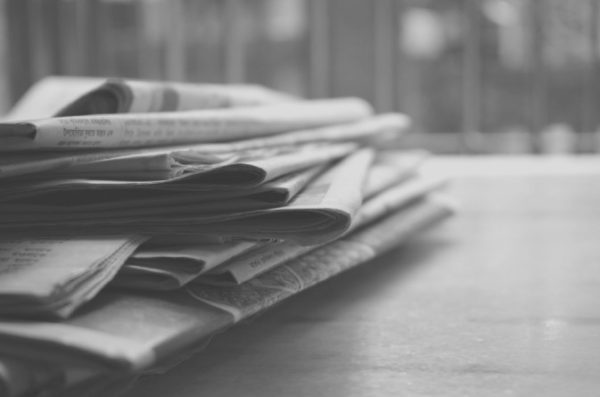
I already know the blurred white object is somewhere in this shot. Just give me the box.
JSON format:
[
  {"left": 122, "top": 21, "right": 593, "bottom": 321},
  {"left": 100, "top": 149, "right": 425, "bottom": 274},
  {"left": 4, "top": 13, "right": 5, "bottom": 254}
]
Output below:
[
  {"left": 3, "top": 76, "right": 103, "bottom": 121},
  {"left": 401, "top": 7, "right": 446, "bottom": 59},
  {"left": 540, "top": 123, "right": 576, "bottom": 155}
]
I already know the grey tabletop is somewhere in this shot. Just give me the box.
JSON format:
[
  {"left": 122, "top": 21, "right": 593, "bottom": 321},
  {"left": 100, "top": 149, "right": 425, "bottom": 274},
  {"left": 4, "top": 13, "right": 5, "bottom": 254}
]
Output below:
[{"left": 122, "top": 156, "right": 600, "bottom": 397}]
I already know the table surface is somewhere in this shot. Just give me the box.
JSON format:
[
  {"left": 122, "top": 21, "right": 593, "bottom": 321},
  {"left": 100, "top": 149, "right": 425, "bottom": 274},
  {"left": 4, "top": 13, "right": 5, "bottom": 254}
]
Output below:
[{"left": 122, "top": 156, "right": 600, "bottom": 397}]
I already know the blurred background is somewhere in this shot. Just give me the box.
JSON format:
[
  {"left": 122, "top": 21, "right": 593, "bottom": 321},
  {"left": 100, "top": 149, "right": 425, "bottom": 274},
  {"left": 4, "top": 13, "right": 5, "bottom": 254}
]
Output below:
[{"left": 0, "top": 0, "right": 599, "bottom": 154}]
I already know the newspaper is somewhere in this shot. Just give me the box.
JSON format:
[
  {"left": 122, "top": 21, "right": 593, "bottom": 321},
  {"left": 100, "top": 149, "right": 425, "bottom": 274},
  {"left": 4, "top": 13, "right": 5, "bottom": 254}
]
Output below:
[
  {"left": 102, "top": 165, "right": 323, "bottom": 216},
  {"left": 352, "top": 174, "right": 447, "bottom": 228},
  {"left": 0, "top": 164, "right": 338, "bottom": 231},
  {"left": 3, "top": 76, "right": 294, "bottom": 122},
  {"left": 363, "top": 150, "right": 428, "bottom": 199},
  {"left": 0, "top": 113, "right": 403, "bottom": 180},
  {"left": 0, "top": 236, "right": 145, "bottom": 319},
  {"left": 2, "top": 76, "right": 104, "bottom": 121},
  {"left": 112, "top": 240, "right": 262, "bottom": 291},
  {"left": 0, "top": 197, "right": 452, "bottom": 373},
  {"left": 54, "top": 78, "right": 296, "bottom": 116},
  {"left": 117, "top": 150, "right": 434, "bottom": 289},
  {"left": 200, "top": 173, "right": 446, "bottom": 285},
  {"left": 188, "top": 196, "right": 454, "bottom": 321},
  {"left": 0, "top": 144, "right": 350, "bottom": 204},
  {"left": 0, "top": 98, "right": 372, "bottom": 151},
  {"left": 94, "top": 164, "right": 326, "bottom": 216},
  {"left": 0, "top": 149, "right": 374, "bottom": 245},
  {"left": 0, "top": 291, "right": 234, "bottom": 371},
  {"left": 211, "top": 113, "right": 410, "bottom": 152},
  {"left": 109, "top": 164, "right": 327, "bottom": 291},
  {"left": 42, "top": 141, "right": 354, "bottom": 180}
]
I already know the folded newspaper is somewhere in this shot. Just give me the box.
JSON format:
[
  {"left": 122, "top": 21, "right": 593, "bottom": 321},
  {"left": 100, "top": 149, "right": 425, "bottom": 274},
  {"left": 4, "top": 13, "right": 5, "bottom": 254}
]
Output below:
[
  {"left": 200, "top": 174, "right": 445, "bottom": 287},
  {"left": 0, "top": 114, "right": 408, "bottom": 180},
  {"left": 0, "top": 98, "right": 371, "bottom": 151},
  {"left": 0, "top": 149, "right": 374, "bottom": 245},
  {"left": 0, "top": 144, "right": 350, "bottom": 206},
  {"left": 0, "top": 236, "right": 145, "bottom": 319},
  {"left": 4, "top": 76, "right": 295, "bottom": 121},
  {"left": 0, "top": 78, "right": 456, "bottom": 397},
  {"left": 0, "top": 197, "right": 454, "bottom": 376},
  {"left": 112, "top": 151, "right": 435, "bottom": 290},
  {"left": 54, "top": 77, "right": 296, "bottom": 116}
]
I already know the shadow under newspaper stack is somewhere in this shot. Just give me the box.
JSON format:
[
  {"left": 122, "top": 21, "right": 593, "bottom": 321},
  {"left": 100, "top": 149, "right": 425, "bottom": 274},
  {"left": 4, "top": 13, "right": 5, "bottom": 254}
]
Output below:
[{"left": 0, "top": 77, "right": 455, "bottom": 397}]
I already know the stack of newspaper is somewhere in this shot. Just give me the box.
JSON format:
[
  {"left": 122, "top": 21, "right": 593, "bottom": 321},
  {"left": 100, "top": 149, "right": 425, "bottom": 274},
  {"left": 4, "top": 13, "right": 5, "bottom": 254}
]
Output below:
[{"left": 0, "top": 77, "right": 454, "bottom": 397}]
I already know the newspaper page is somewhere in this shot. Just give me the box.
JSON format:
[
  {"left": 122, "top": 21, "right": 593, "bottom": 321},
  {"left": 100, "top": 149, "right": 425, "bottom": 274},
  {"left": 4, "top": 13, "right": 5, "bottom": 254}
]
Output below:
[
  {"left": 113, "top": 240, "right": 262, "bottom": 291},
  {"left": 214, "top": 113, "right": 410, "bottom": 152},
  {"left": 0, "top": 143, "right": 346, "bottom": 204},
  {"left": 46, "top": 141, "right": 355, "bottom": 180},
  {"left": 363, "top": 150, "right": 429, "bottom": 199},
  {"left": 352, "top": 174, "right": 447, "bottom": 228},
  {"left": 201, "top": 173, "right": 446, "bottom": 285},
  {"left": 55, "top": 78, "right": 296, "bottom": 116},
  {"left": 0, "top": 114, "right": 401, "bottom": 180},
  {"left": 188, "top": 196, "right": 455, "bottom": 321},
  {"left": 2, "top": 76, "right": 104, "bottom": 121},
  {"left": 0, "top": 149, "right": 374, "bottom": 245},
  {"left": 199, "top": 153, "right": 431, "bottom": 285},
  {"left": 84, "top": 165, "right": 327, "bottom": 221},
  {"left": 0, "top": 143, "right": 349, "bottom": 204},
  {"left": 113, "top": 155, "right": 426, "bottom": 289},
  {"left": 105, "top": 151, "right": 430, "bottom": 290},
  {"left": 4, "top": 77, "right": 294, "bottom": 121},
  {"left": 0, "top": 291, "right": 235, "bottom": 371},
  {"left": 0, "top": 236, "right": 145, "bottom": 319},
  {"left": 3, "top": 165, "right": 325, "bottom": 220},
  {"left": 0, "top": 146, "right": 199, "bottom": 180},
  {"left": 83, "top": 165, "right": 325, "bottom": 215},
  {"left": 0, "top": 201, "right": 452, "bottom": 374},
  {"left": 0, "top": 98, "right": 372, "bottom": 151}
]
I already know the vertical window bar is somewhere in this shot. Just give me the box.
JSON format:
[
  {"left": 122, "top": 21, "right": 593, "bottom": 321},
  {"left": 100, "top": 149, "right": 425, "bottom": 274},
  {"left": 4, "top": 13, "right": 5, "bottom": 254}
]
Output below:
[
  {"left": 395, "top": 0, "right": 407, "bottom": 114},
  {"left": 28, "top": 0, "right": 55, "bottom": 80},
  {"left": 137, "top": 0, "right": 159, "bottom": 79},
  {"left": 223, "top": 0, "right": 246, "bottom": 83},
  {"left": 373, "top": 0, "right": 397, "bottom": 112},
  {"left": 85, "top": 0, "right": 102, "bottom": 76},
  {"left": 461, "top": 0, "right": 483, "bottom": 153},
  {"left": 0, "top": 0, "right": 8, "bottom": 114},
  {"left": 581, "top": 0, "right": 599, "bottom": 152},
  {"left": 397, "top": 1, "right": 425, "bottom": 138},
  {"left": 165, "top": 0, "right": 186, "bottom": 81},
  {"left": 308, "top": 0, "right": 330, "bottom": 98},
  {"left": 5, "top": 0, "right": 33, "bottom": 103},
  {"left": 529, "top": 0, "right": 546, "bottom": 154}
]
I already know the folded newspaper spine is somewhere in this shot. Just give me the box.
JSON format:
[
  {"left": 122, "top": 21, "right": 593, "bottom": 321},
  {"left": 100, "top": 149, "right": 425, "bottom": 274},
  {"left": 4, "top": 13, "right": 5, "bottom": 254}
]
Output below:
[{"left": 0, "top": 98, "right": 372, "bottom": 150}]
